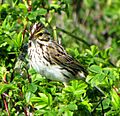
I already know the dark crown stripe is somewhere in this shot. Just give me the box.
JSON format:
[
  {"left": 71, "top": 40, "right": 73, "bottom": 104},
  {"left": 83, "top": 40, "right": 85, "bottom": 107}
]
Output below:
[
  {"left": 35, "top": 23, "right": 44, "bottom": 32},
  {"left": 30, "top": 23, "right": 44, "bottom": 34}
]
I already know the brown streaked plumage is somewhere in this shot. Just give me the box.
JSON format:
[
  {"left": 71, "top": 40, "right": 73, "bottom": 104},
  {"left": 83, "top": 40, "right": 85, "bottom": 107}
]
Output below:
[
  {"left": 28, "top": 23, "right": 88, "bottom": 84},
  {"left": 28, "top": 23, "right": 105, "bottom": 96}
]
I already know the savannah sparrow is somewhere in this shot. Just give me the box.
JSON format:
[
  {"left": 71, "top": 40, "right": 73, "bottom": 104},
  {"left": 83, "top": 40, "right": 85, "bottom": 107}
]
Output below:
[
  {"left": 28, "top": 23, "right": 88, "bottom": 84},
  {"left": 28, "top": 23, "right": 104, "bottom": 95}
]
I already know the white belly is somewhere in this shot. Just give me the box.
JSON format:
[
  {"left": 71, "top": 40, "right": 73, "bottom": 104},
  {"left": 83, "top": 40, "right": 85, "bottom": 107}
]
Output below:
[
  {"left": 30, "top": 60, "right": 71, "bottom": 82},
  {"left": 28, "top": 47, "right": 72, "bottom": 82}
]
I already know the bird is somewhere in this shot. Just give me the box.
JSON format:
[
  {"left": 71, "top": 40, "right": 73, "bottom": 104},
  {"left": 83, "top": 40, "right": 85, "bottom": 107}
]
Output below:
[{"left": 28, "top": 23, "right": 104, "bottom": 95}]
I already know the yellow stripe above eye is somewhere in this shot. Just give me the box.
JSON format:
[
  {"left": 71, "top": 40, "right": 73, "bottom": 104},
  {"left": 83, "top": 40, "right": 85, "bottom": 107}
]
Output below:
[{"left": 35, "top": 30, "right": 44, "bottom": 36}]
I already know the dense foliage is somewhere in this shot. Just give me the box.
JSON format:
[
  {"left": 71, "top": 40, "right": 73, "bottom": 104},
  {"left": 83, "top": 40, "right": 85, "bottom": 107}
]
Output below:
[{"left": 0, "top": 0, "right": 120, "bottom": 116}]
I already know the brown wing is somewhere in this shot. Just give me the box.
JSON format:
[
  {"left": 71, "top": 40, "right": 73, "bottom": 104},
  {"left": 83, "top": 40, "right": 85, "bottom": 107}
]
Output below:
[{"left": 47, "top": 41, "right": 88, "bottom": 77}]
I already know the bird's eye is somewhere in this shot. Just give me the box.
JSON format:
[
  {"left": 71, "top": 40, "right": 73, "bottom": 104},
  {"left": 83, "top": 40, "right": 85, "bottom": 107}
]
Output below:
[
  {"left": 38, "top": 33, "right": 43, "bottom": 36},
  {"left": 29, "top": 41, "right": 32, "bottom": 47}
]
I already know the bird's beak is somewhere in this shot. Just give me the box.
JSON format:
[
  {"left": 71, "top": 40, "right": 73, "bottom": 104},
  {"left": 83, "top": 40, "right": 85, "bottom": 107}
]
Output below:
[{"left": 29, "top": 33, "right": 34, "bottom": 40}]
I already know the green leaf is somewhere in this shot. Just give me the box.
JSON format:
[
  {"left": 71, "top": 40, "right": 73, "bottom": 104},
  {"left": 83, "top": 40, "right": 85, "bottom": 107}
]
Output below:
[
  {"left": 86, "top": 45, "right": 99, "bottom": 56},
  {"left": 67, "top": 102, "right": 78, "bottom": 111},
  {"left": 38, "top": 93, "right": 48, "bottom": 103},
  {"left": 28, "top": 12, "right": 37, "bottom": 20},
  {"left": 90, "top": 74, "right": 103, "bottom": 86},
  {"left": 0, "top": 84, "right": 17, "bottom": 94},
  {"left": 89, "top": 65, "right": 102, "bottom": 73},
  {"left": 95, "top": 73, "right": 106, "bottom": 82},
  {"left": 97, "top": 98, "right": 110, "bottom": 110},
  {"left": 71, "top": 80, "right": 79, "bottom": 89},
  {"left": 47, "top": 94, "right": 52, "bottom": 106},
  {"left": 64, "top": 110, "right": 73, "bottom": 116},
  {"left": 78, "top": 82, "right": 88, "bottom": 90},
  {"left": 0, "top": 66, "right": 7, "bottom": 77},
  {"left": 18, "top": 3, "right": 27, "bottom": 13},
  {"left": 111, "top": 89, "right": 120, "bottom": 109},
  {"left": 25, "top": 92, "right": 32, "bottom": 103},
  {"left": 28, "top": 8, "right": 47, "bottom": 20},
  {"left": 0, "top": 42, "right": 7, "bottom": 48},
  {"left": 34, "top": 110, "right": 45, "bottom": 116},
  {"left": 28, "top": 83, "right": 37, "bottom": 93},
  {"left": 74, "top": 89, "right": 86, "bottom": 96},
  {"left": 80, "top": 101, "right": 92, "bottom": 112},
  {"left": 11, "top": 31, "right": 23, "bottom": 48},
  {"left": 63, "top": 86, "right": 75, "bottom": 93},
  {"left": 29, "top": 68, "right": 44, "bottom": 82},
  {"left": 99, "top": 48, "right": 112, "bottom": 59},
  {"left": 44, "top": 111, "right": 57, "bottom": 116},
  {"left": 35, "top": 102, "right": 47, "bottom": 109},
  {"left": 90, "top": 45, "right": 99, "bottom": 56},
  {"left": 30, "top": 97, "right": 41, "bottom": 102},
  {"left": 50, "top": 4, "right": 61, "bottom": 9},
  {"left": 36, "top": 8, "right": 47, "bottom": 15},
  {"left": 40, "top": 17, "right": 46, "bottom": 25},
  {"left": 31, "top": 93, "right": 49, "bottom": 109},
  {"left": 15, "top": 101, "right": 23, "bottom": 106}
]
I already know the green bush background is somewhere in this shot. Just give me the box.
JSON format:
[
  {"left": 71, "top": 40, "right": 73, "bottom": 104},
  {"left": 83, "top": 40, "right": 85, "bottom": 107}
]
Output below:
[{"left": 0, "top": 0, "right": 120, "bottom": 116}]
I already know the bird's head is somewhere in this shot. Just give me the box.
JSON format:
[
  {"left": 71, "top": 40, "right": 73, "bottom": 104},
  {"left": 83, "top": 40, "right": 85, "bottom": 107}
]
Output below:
[{"left": 30, "top": 23, "right": 50, "bottom": 41}]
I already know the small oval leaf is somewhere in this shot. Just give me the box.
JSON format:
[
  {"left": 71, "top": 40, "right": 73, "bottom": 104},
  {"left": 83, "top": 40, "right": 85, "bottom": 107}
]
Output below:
[{"left": 89, "top": 65, "right": 102, "bottom": 73}]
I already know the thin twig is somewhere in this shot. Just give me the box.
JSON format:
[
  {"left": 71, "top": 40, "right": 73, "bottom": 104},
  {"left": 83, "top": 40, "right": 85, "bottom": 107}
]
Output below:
[
  {"left": 56, "top": 27, "right": 91, "bottom": 47},
  {"left": 27, "top": 0, "right": 32, "bottom": 12},
  {"left": 100, "top": 97, "right": 104, "bottom": 116},
  {"left": 24, "top": 107, "right": 28, "bottom": 116},
  {"left": 91, "top": 97, "right": 105, "bottom": 114},
  {"left": 23, "top": 65, "right": 31, "bottom": 83},
  {"left": 1, "top": 94, "right": 10, "bottom": 116}
]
